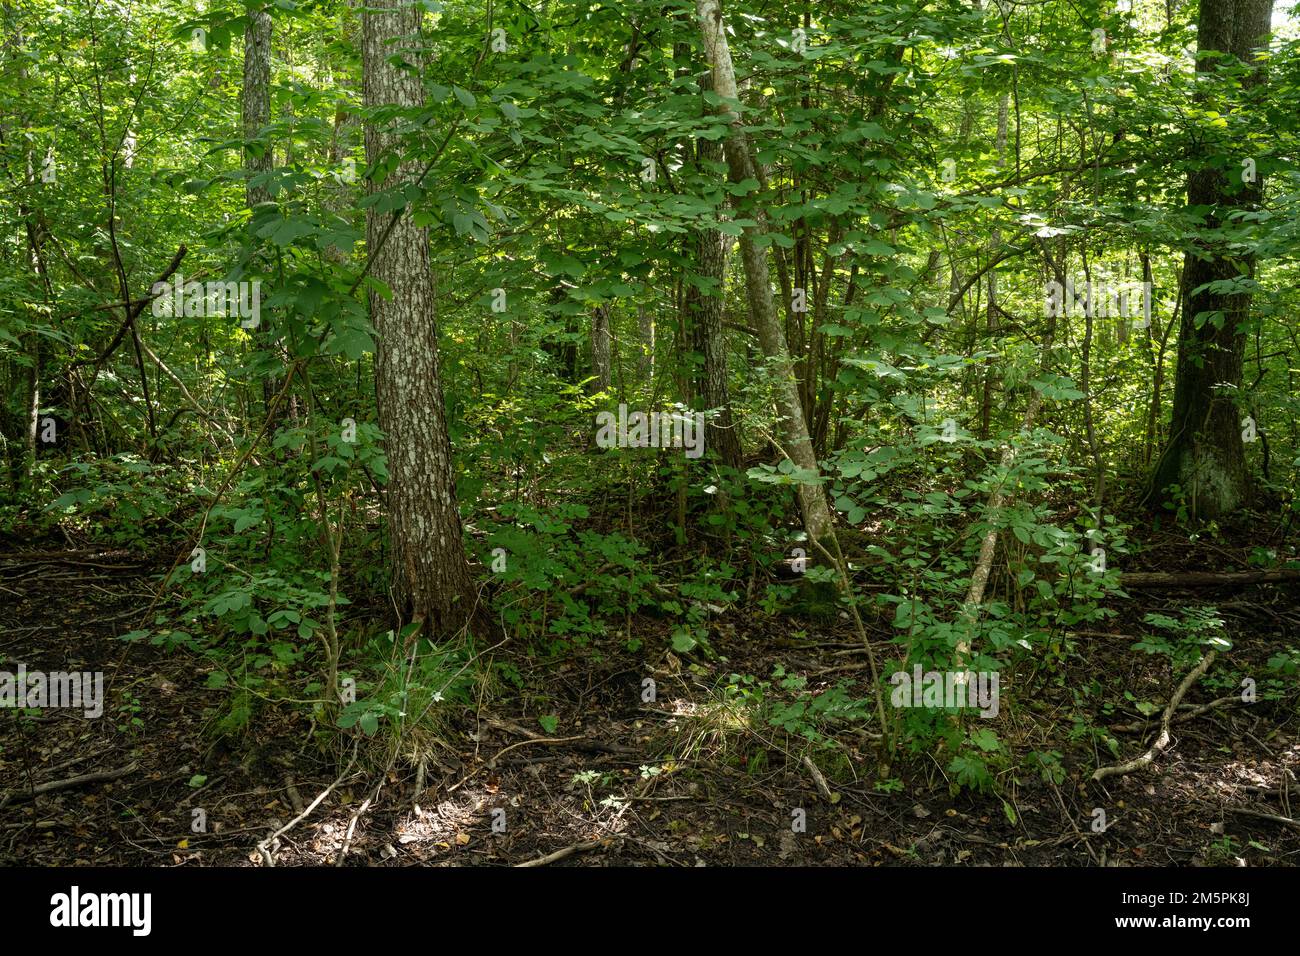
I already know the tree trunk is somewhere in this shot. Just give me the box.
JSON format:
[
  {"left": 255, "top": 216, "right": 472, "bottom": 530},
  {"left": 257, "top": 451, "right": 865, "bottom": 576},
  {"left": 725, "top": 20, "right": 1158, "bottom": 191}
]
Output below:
[
  {"left": 242, "top": 7, "right": 273, "bottom": 210},
  {"left": 590, "top": 305, "right": 612, "bottom": 394},
  {"left": 687, "top": 131, "right": 743, "bottom": 469},
  {"left": 324, "top": 0, "right": 360, "bottom": 263},
  {"left": 362, "top": 1, "right": 475, "bottom": 636},
  {"left": 695, "top": 0, "right": 833, "bottom": 547},
  {"left": 242, "top": 5, "right": 285, "bottom": 421},
  {"left": 2, "top": 24, "right": 42, "bottom": 484},
  {"left": 979, "top": 94, "right": 1009, "bottom": 441},
  {"left": 636, "top": 304, "right": 654, "bottom": 382},
  {"left": 1151, "top": 0, "right": 1273, "bottom": 518}
]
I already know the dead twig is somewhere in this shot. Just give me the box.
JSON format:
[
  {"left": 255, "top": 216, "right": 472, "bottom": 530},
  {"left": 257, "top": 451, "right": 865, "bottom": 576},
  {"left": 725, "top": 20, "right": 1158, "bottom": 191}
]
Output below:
[
  {"left": 1225, "top": 807, "right": 1300, "bottom": 832},
  {"left": 1109, "top": 693, "right": 1244, "bottom": 733},
  {"left": 257, "top": 749, "right": 358, "bottom": 867},
  {"left": 515, "top": 837, "right": 612, "bottom": 867},
  {"left": 802, "top": 754, "right": 835, "bottom": 803},
  {"left": 0, "top": 762, "right": 137, "bottom": 808}
]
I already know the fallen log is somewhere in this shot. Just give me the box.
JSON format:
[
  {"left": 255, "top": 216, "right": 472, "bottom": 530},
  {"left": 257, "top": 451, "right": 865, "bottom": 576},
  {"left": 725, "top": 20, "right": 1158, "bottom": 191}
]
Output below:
[{"left": 1119, "top": 570, "right": 1300, "bottom": 588}]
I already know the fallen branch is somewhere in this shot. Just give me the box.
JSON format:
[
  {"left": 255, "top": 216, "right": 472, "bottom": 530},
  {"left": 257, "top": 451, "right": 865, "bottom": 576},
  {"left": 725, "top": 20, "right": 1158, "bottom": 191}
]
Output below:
[
  {"left": 136, "top": 335, "right": 236, "bottom": 444},
  {"left": 0, "top": 762, "right": 137, "bottom": 808},
  {"left": 1225, "top": 807, "right": 1300, "bottom": 832},
  {"left": 515, "top": 837, "right": 611, "bottom": 868},
  {"left": 257, "top": 750, "right": 357, "bottom": 867},
  {"left": 1119, "top": 570, "right": 1300, "bottom": 588},
  {"left": 802, "top": 754, "right": 834, "bottom": 803},
  {"left": 1092, "top": 649, "right": 1218, "bottom": 782},
  {"left": 1109, "top": 694, "right": 1243, "bottom": 733},
  {"left": 335, "top": 795, "right": 373, "bottom": 867}
]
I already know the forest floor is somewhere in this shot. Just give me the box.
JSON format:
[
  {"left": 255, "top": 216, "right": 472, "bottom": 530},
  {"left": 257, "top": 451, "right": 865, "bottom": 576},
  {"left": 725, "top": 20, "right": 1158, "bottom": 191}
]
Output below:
[{"left": 2, "top": 524, "right": 1298, "bottom": 867}]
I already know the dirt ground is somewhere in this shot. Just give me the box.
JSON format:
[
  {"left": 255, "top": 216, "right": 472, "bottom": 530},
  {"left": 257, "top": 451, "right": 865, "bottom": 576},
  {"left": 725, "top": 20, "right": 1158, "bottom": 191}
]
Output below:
[{"left": 2, "top": 526, "right": 1297, "bottom": 867}]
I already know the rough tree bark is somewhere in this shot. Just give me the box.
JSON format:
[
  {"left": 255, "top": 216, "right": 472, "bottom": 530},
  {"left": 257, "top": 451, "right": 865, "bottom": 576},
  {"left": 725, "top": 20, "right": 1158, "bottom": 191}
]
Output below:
[
  {"left": 362, "top": 1, "right": 475, "bottom": 636},
  {"left": 687, "top": 128, "right": 744, "bottom": 469},
  {"left": 590, "top": 305, "right": 612, "bottom": 394},
  {"left": 695, "top": 0, "right": 833, "bottom": 547},
  {"left": 1150, "top": 0, "right": 1274, "bottom": 518},
  {"left": 242, "top": 3, "right": 286, "bottom": 421},
  {"left": 242, "top": 6, "right": 273, "bottom": 210}
]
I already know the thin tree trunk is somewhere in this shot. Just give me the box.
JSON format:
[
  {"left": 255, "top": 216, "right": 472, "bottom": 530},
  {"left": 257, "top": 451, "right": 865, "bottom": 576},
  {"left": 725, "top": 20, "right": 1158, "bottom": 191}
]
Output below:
[
  {"left": 362, "top": 1, "right": 475, "bottom": 636},
  {"left": 590, "top": 305, "right": 612, "bottom": 394},
  {"left": 324, "top": 0, "right": 360, "bottom": 263},
  {"left": 979, "top": 94, "right": 1009, "bottom": 440},
  {"left": 242, "top": 4, "right": 282, "bottom": 421},
  {"left": 636, "top": 304, "right": 654, "bottom": 382},
  {"left": 696, "top": 0, "right": 833, "bottom": 548},
  {"left": 1079, "top": 250, "right": 1105, "bottom": 504},
  {"left": 243, "top": 7, "right": 273, "bottom": 210},
  {"left": 687, "top": 128, "right": 744, "bottom": 469},
  {"left": 2, "top": 23, "right": 42, "bottom": 481}
]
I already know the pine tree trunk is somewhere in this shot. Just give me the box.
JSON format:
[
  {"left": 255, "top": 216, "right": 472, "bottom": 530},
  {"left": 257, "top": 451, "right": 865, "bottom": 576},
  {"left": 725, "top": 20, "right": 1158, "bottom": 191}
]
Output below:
[
  {"left": 1151, "top": 0, "right": 1273, "bottom": 518},
  {"left": 696, "top": 0, "right": 832, "bottom": 546},
  {"left": 362, "top": 2, "right": 474, "bottom": 636}
]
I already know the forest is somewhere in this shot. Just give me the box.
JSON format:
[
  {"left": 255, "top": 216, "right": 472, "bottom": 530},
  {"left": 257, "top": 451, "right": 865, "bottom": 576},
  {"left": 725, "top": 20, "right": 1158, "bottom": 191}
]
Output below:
[{"left": 0, "top": 0, "right": 1298, "bottom": 875}]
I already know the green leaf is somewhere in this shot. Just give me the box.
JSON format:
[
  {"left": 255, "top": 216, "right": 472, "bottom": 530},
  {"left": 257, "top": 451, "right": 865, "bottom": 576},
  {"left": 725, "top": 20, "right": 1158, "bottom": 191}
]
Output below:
[{"left": 671, "top": 626, "right": 699, "bottom": 653}]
